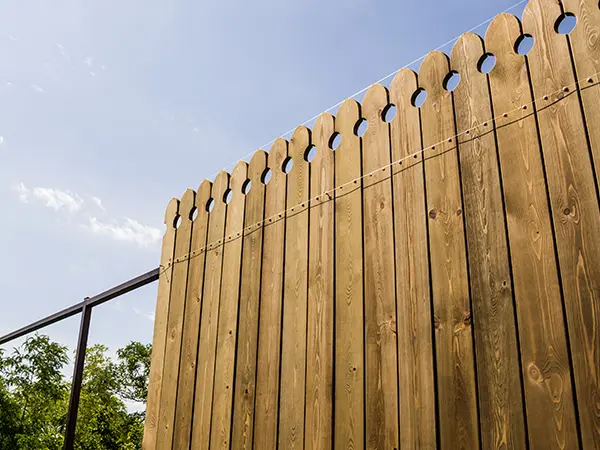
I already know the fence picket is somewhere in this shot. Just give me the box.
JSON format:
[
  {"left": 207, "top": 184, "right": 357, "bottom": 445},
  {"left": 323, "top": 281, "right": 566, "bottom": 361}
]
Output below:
[
  {"left": 231, "top": 150, "right": 268, "bottom": 450},
  {"left": 563, "top": 0, "right": 600, "bottom": 192},
  {"left": 279, "top": 126, "right": 311, "bottom": 449},
  {"left": 210, "top": 162, "right": 248, "bottom": 448},
  {"left": 191, "top": 171, "right": 229, "bottom": 450},
  {"left": 361, "top": 84, "right": 400, "bottom": 450},
  {"left": 334, "top": 99, "right": 365, "bottom": 450},
  {"left": 254, "top": 138, "right": 288, "bottom": 450},
  {"left": 143, "top": 198, "right": 179, "bottom": 450},
  {"left": 389, "top": 68, "right": 437, "bottom": 450},
  {"left": 173, "top": 180, "right": 212, "bottom": 449},
  {"left": 524, "top": 0, "right": 600, "bottom": 446},
  {"left": 157, "top": 189, "right": 195, "bottom": 449},
  {"left": 419, "top": 50, "right": 480, "bottom": 450},
  {"left": 451, "top": 32, "right": 526, "bottom": 449},
  {"left": 305, "top": 113, "right": 335, "bottom": 450}
]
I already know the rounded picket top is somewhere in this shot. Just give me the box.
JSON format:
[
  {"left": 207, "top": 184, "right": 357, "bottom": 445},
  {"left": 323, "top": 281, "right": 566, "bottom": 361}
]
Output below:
[
  {"left": 249, "top": 149, "right": 268, "bottom": 180},
  {"left": 336, "top": 98, "right": 362, "bottom": 136},
  {"left": 313, "top": 112, "right": 336, "bottom": 157},
  {"left": 164, "top": 198, "right": 180, "bottom": 228},
  {"left": 451, "top": 32, "right": 485, "bottom": 76},
  {"left": 269, "top": 138, "right": 289, "bottom": 179},
  {"left": 230, "top": 160, "right": 249, "bottom": 202},
  {"left": 485, "top": 13, "right": 523, "bottom": 57},
  {"left": 212, "top": 170, "right": 231, "bottom": 209},
  {"left": 522, "top": 0, "right": 563, "bottom": 43},
  {"left": 390, "top": 68, "right": 419, "bottom": 107},
  {"left": 197, "top": 179, "right": 213, "bottom": 204},
  {"left": 419, "top": 50, "right": 452, "bottom": 94},
  {"left": 289, "top": 125, "right": 312, "bottom": 161},
  {"left": 179, "top": 188, "right": 196, "bottom": 224},
  {"left": 363, "top": 83, "right": 390, "bottom": 122}
]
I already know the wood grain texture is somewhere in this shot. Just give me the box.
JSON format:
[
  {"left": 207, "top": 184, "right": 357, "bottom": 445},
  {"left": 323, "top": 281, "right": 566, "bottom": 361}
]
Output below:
[
  {"left": 485, "top": 13, "right": 579, "bottom": 450},
  {"left": 389, "top": 68, "right": 437, "bottom": 450},
  {"left": 279, "top": 125, "right": 311, "bottom": 450},
  {"left": 334, "top": 99, "right": 365, "bottom": 450},
  {"left": 254, "top": 139, "right": 288, "bottom": 450},
  {"left": 210, "top": 162, "right": 248, "bottom": 449},
  {"left": 361, "top": 84, "right": 400, "bottom": 450},
  {"left": 563, "top": 0, "right": 600, "bottom": 191},
  {"left": 157, "top": 189, "right": 195, "bottom": 449},
  {"left": 143, "top": 198, "right": 179, "bottom": 450},
  {"left": 524, "top": 0, "right": 600, "bottom": 446},
  {"left": 231, "top": 150, "right": 267, "bottom": 450},
  {"left": 305, "top": 113, "right": 335, "bottom": 450},
  {"left": 173, "top": 180, "right": 211, "bottom": 450},
  {"left": 419, "top": 50, "right": 480, "bottom": 450},
  {"left": 451, "top": 32, "right": 526, "bottom": 450},
  {"left": 190, "top": 171, "right": 229, "bottom": 450}
]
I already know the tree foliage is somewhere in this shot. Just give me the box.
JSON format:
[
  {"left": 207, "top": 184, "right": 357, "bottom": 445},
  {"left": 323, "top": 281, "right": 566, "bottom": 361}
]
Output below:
[{"left": 0, "top": 335, "right": 151, "bottom": 449}]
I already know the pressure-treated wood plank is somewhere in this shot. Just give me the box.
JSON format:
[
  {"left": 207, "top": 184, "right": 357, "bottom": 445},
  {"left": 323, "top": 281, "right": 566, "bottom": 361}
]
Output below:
[
  {"left": 254, "top": 139, "right": 288, "bottom": 450},
  {"left": 173, "top": 180, "right": 211, "bottom": 450},
  {"left": 361, "top": 84, "right": 400, "bottom": 450},
  {"left": 451, "top": 32, "right": 526, "bottom": 450},
  {"left": 143, "top": 198, "right": 179, "bottom": 450},
  {"left": 210, "top": 162, "right": 248, "bottom": 449},
  {"left": 563, "top": 0, "right": 600, "bottom": 188},
  {"left": 524, "top": 1, "right": 600, "bottom": 446},
  {"left": 190, "top": 171, "right": 229, "bottom": 450},
  {"left": 485, "top": 13, "right": 579, "bottom": 450},
  {"left": 334, "top": 99, "right": 364, "bottom": 450},
  {"left": 157, "top": 189, "right": 195, "bottom": 449},
  {"left": 419, "top": 50, "right": 479, "bottom": 450},
  {"left": 305, "top": 113, "right": 335, "bottom": 450},
  {"left": 389, "top": 68, "right": 437, "bottom": 450},
  {"left": 279, "top": 125, "right": 311, "bottom": 449},
  {"left": 231, "top": 150, "right": 267, "bottom": 450}
]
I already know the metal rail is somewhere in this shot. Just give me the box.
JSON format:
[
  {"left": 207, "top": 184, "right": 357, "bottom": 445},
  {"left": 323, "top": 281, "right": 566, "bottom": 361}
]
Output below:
[{"left": 0, "top": 267, "right": 159, "bottom": 449}]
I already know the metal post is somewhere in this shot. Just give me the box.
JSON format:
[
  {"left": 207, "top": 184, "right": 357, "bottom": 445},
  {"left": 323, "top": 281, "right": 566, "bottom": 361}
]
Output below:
[{"left": 63, "top": 301, "right": 92, "bottom": 450}]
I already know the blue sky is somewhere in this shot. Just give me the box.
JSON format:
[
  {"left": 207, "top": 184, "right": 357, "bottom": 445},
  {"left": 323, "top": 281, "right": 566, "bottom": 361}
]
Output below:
[{"left": 0, "top": 0, "right": 526, "bottom": 377}]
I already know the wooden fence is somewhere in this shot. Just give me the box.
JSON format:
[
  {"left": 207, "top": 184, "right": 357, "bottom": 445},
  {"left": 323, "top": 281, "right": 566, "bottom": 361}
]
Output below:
[{"left": 142, "top": 0, "right": 600, "bottom": 448}]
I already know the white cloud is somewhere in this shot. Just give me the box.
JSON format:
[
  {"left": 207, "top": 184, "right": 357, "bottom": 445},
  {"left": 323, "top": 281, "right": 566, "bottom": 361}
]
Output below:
[
  {"left": 91, "top": 196, "right": 106, "bottom": 212},
  {"left": 16, "top": 183, "right": 84, "bottom": 212},
  {"left": 30, "top": 84, "right": 44, "bottom": 93},
  {"left": 34, "top": 187, "right": 83, "bottom": 212},
  {"left": 84, "top": 56, "right": 93, "bottom": 67},
  {"left": 88, "top": 217, "right": 161, "bottom": 247}
]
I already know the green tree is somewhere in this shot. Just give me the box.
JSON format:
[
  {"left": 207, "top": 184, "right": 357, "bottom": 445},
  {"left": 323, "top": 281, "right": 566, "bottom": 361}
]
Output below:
[{"left": 0, "top": 335, "right": 151, "bottom": 450}]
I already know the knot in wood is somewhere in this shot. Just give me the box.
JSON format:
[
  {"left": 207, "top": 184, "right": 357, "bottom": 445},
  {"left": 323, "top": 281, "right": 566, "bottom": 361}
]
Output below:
[{"left": 429, "top": 209, "right": 437, "bottom": 219}]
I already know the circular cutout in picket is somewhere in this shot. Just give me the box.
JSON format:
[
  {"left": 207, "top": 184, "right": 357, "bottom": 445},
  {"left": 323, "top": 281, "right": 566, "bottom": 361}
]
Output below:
[
  {"left": 478, "top": 53, "right": 496, "bottom": 74},
  {"left": 354, "top": 118, "right": 368, "bottom": 136},
  {"left": 242, "top": 179, "right": 252, "bottom": 195},
  {"left": 173, "top": 215, "right": 182, "bottom": 229},
  {"left": 282, "top": 156, "right": 293, "bottom": 174},
  {"left": 189, "top": 206, "right": 198, "bottom": 221},
  {"left": 223, "top": 188, "right": 233, "bottom": 204},
  {"left": 206, "top": 198, "right": 215, "bottom": 212},
  {"left": 329, "top": 132, "right": 341, "bottom": 150},
  {"left": 411, "top": 88, "right": 427, "bottom": 107},
  {"left": 304, "top": 145, "right": 316, "bottom": 162},
  {"left": 555, "top": 13, "right": 577, "bottom": 34},
  {"left": 383, "top": 104, "right": 397, "bottom": 122},
  {"left": 443, "top": 71, "right": 461, "bottom": 92},
  {"left": 515, "top": 34, "right": 534, "bottom": 55},
  {"left": 261, "top": 168, "right": 272, "bottom": 185}
]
